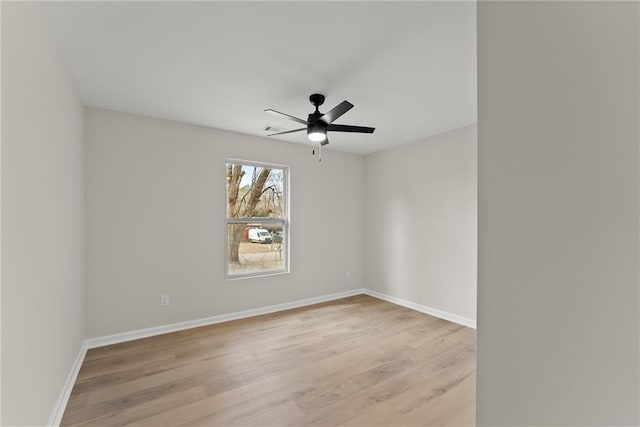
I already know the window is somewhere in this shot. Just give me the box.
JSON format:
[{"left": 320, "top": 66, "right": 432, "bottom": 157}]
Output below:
[{"left": 226, "top": 160, "right": 288, "bottom": 279}]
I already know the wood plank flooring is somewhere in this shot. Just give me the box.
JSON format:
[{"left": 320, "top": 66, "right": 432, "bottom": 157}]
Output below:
[{"left": 61, "top": 295, "right": 476, "bottom": 426}]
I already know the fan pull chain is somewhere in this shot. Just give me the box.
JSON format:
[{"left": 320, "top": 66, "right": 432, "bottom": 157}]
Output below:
[{"left": 312, "top": 142, "right": 322, "bottom": 162}]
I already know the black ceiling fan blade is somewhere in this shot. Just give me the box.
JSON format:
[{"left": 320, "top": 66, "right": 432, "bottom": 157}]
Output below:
[
  {"left": 264, "top": 109, "right": 308, "bottom": 126},
  {"left": 327, "top": 124, "right": 375, "bottom": 133},
  {"left": 320, "top": 101, "right": 354, "bottom": 124},
  {"left": 268, "top": 127, "right": 306, "bottom": 136}
]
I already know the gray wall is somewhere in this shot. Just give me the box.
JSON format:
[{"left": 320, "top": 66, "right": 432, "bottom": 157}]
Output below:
[
  {"left": 477, "top": 2, "right": 640, "bottom": 425},
  {"left": 85, "top": 107, "right": 365, "bottom": 337},
  {"left": 364, "top": 125, "right": 477, "bottom": 324},
  {"left": 1, "top": 3, "right": 86, "bottom": 425}
]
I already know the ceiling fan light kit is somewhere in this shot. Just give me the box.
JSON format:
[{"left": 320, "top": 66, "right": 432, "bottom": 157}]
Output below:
[
  {"left": 308, "top": 122, "right": 327, "bottom": 142},
  {"left": 265, "top": 93, "right": 375, "bottom": 159}
]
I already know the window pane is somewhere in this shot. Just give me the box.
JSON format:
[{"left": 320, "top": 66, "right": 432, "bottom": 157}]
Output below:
[
  {"left": 227, "top": 223, "right": 286, "bottom": 276},
  {"left": 226, "top": 161, "right": 287, "bottom": 278},
  {"left": 226, "top": 163, "right": 284, "bottom": 219}
]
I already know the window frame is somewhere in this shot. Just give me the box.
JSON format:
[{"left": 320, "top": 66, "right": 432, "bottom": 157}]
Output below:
[{"left": 225, "top": 158, "right": 290, "bottom": 280}]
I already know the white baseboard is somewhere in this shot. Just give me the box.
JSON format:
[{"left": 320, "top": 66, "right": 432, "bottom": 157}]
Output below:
[
  {"left": 362, "top": 289, "right": 476, "bottom": 329},
  {"left": 47, "top": 340, "right": 88, "bottom": 427},
  {"left": 86, "top": 288, "right": 366, "bottom": 349},
  {"left": 85, "top": 287, "right": 475, "bottom": 349}
]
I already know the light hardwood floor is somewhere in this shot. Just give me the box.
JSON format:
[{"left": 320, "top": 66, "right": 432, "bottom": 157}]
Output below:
[{"left": 62, "top": 295, "right": 476, "bottom": 426}]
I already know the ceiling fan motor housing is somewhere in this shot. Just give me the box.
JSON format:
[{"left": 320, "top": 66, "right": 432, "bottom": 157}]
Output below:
[{"left": 307, "top": 116, "right": 327, "bottom": 133}]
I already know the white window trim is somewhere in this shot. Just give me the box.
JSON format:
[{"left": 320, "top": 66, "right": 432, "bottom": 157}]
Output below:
[{"left": 225, "top": 159, "right": 290, "bottom": 280}]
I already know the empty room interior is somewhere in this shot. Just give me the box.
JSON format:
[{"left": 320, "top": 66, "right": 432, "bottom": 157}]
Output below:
[{"left": 3, "top": 1, "right": 640, "bottom": 426}]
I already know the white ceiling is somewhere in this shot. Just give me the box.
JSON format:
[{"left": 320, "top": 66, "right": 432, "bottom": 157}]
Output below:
[{"left": 39, "top": 1, "right": 476, "bottom": 155}]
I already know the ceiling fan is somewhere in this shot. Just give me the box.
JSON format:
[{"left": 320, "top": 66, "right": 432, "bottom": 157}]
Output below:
[{"left": 265, "top": 94, "right": 375, "bottom": 149}]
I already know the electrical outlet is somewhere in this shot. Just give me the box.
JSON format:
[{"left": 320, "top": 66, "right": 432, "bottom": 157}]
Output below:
[
  {"left": 160, "top": 294, "right": 170, "bottom": 306},
  {"left": 345, "top": 269, "right": 351, "bottom": 280}
]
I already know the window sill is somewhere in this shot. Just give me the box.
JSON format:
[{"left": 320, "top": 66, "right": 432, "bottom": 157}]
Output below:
[{"left": 225, "top": 269, "right": 290, "bottom": 281}]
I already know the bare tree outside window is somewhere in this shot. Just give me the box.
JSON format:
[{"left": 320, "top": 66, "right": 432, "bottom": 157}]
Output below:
[{"left": 226, "top": 161, "right": 288, "bottom": 278}]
